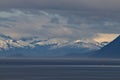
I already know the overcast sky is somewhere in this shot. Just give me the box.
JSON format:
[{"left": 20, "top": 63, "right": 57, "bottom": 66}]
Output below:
[
  {"left": 0, "top": 0, "right": 120, "bottom": 11},
  {"left": 0, "top": 0, "right": 120, "bottom": 42}
]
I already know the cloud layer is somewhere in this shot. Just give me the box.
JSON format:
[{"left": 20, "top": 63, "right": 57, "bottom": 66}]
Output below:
[
  {"left": 0, "top": 0, "right": 120, "bottom": 11},
  {"left": 0, "top": 9, "right": 119, "bottom": 42}
]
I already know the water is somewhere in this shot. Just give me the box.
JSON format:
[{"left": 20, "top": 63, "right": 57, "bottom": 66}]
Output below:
[{"left": 0, "top": 58, "right": 120, "bottom": 80}]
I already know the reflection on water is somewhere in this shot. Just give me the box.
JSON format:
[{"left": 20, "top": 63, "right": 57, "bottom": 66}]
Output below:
[{"left": 0, "top": 59, "right": 120, "bottom": 80}]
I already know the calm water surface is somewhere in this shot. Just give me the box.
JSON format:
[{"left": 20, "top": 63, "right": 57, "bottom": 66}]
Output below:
[{"left": 0, "top": 58, "right": 120, "bottom": 80}]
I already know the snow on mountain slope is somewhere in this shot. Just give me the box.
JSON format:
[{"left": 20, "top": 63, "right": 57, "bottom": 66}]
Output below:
[
  {"left": 0, "top": 39, "right": 8, "bottom": 49},
  {"left": 36, "top": 38, "right": 68, "bottom": 46},
  {"left": 0, "top": 37, "right": 105, "bottom": 50},
  {"left": 0, "top": 34, "right": 109, "bottom": 57},
  {"left": 93, "top": 35, "right": 120, "bottom": 58},
  {"left": 0, "top": 38, "right": 106, "bottom": 49},
  {"left": 0, "top": 39, "right": 35, "bottom": 50}
]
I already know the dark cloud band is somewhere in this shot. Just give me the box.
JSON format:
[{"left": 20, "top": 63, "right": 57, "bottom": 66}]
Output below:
[{"left": 0, "top": 0, "right": 120, "bottom": 11}]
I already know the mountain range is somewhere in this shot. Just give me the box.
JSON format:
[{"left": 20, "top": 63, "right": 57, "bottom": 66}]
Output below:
[
  {"left": 0, "top": 34, "right": 119, "bottom": 58},
  {"left": 0, "top": 34, "right": 108, "bottom": 57}
]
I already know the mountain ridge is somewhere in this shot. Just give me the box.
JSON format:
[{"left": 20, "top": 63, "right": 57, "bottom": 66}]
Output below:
[
  {"left": 0, "top": 34, "right": 106, "bottom": 57},
  {"left": 93, "top": 35, "right": 120, "bottom": 58}
]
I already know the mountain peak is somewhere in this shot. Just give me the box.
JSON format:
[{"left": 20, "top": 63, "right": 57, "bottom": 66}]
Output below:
[
  {"left": 112, "top": 35, "right": 120, "bottom": 42},
  {"left": 104, "top": 35, "right": 120, "bottom": 49},
  {"left": 94, "top": 35, "right": 120, "bottom": 58}
]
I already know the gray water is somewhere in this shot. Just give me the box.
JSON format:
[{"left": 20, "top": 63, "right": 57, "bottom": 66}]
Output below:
[{"left": 1, "top": 58, "right": 120, "bottom": 80}]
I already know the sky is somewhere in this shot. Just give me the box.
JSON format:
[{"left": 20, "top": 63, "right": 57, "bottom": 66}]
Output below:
[
  {"left": 0, "top": 0, "right": 120, "bottom": 42},
  {"left": 0, "top": 0, "right": 120, "bottom": 11}
]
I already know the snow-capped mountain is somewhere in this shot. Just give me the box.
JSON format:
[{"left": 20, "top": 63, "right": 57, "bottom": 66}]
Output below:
[
  {"left": 0, "top": 34, "right": 108, "bottom": 57},
  {"left": 0, "top": 35, "right": 34, "bottom": 50},
  {"left": 93, "top": 35, "right": 120, "bottom": 58}
]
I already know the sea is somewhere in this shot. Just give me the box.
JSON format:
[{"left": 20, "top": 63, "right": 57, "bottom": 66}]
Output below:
[{"left": 0, "top": 58, "right": 120, "bottom": 80}]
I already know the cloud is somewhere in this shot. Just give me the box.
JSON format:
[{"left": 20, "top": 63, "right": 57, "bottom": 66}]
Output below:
[
  {"left": 0, "top": 9, "right": 120, "bottom": 41},
  {"left": 0, "top": 0, "right": 120, "bottom": 11},
  {"left": 94, "top": 33, "right": 119, "bottom": 42}
]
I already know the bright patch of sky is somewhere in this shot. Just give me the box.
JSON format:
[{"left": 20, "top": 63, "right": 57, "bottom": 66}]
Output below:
[{"left": 94, "top": 33, "right": 119, "bottom": 43}]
